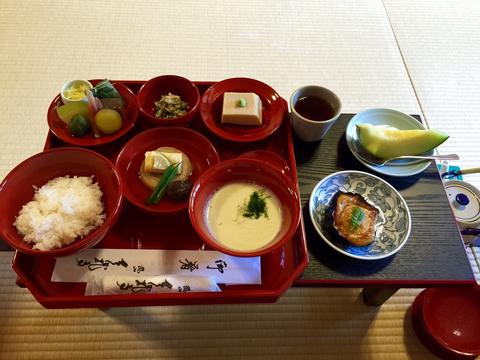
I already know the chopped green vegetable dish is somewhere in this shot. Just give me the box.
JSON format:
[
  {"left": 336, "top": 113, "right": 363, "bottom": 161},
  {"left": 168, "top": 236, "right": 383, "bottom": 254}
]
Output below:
[{"left": 154, "top": 93, "right": 188, "bottom": 118}]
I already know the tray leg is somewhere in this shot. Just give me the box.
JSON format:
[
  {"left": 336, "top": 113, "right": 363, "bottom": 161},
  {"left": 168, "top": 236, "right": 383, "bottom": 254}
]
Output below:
[{"left": 362, "top": 287, "right": 399, "bottom": 306}]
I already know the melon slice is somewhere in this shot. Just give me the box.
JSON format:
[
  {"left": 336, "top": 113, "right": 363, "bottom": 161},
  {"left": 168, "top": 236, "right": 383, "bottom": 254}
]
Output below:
[{"left": 357, "top": 123, "right": 449, "bottom": 159}]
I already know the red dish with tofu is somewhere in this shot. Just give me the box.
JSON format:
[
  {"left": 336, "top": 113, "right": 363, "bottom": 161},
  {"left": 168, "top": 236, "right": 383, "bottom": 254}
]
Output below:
[{"left": 199, "top": 77, "right": 285, "bottom": 142}]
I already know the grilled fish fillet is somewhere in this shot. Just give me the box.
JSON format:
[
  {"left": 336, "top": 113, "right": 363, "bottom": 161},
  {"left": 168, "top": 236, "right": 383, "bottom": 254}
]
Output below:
[{"left": 333, "top": 192, "right": 379, "bottom": 246}]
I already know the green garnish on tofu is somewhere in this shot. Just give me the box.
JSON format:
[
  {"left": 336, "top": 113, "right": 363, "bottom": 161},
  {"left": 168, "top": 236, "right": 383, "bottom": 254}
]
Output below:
[{"left": 236, "top": 98, "right": 247, "bottom": 108}]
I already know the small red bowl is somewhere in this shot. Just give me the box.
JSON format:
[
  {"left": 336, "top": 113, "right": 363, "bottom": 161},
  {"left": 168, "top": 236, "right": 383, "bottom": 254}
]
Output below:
[
  {"left": 115, "top": 127, "right": 220, "bottom": 215},
  {"left": 421, "top": 286, "right": 480, "bottom": 357},
  {"left": 137, "top": 75, "right": 200, "bottom": 127},
  {"left": 189, "top": 158, "right": 301, "bottom": 257},
  {"left": 47, "top": 80, "right": 138, "bottom": 146},
  {"left": 199, "top": 77, "right": 286, "bottom": 142},
  {"left": 0, "top": 148, "right": 123, "bottom": 257},
  {"left": 410, "top": 290, "right": 475, "bottom": 360}
]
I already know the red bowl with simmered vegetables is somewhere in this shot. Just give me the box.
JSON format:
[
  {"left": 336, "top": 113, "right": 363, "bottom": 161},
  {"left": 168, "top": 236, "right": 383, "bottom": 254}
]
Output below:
[
  {"left": 47, "top": 80, "right": 138, "bottom": 146},
  {"left": 189, "top": 158, "right": 301, "bottom": 257},
  {"left": 115, "top": 127, "right": 220, "bottom": 215},
  {"left": 0, "top": 148, "right": 123, "bottom": 257},
  {"left": 137, "top": 75, "right": 200, "bottom": 127}
]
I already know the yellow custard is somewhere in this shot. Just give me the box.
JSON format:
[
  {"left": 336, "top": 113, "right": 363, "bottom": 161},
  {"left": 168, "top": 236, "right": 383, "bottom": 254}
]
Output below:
[{"left": 206, "top": 182, "right": 282, "bottom": 252}]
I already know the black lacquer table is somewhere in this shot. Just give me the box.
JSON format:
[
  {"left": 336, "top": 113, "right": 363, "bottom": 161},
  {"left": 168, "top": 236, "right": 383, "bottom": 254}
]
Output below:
[{"left": 293, "top": 114, "right": 476, "bottom": 305}]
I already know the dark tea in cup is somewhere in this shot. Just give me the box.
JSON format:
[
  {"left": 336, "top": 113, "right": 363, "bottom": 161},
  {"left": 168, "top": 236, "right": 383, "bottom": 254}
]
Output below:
[
  {"left": 290, "top": 85, "right": 341, "bottom": 142},
  {"left": 294, "top": 96, "right": 335, "bottom": 122}
]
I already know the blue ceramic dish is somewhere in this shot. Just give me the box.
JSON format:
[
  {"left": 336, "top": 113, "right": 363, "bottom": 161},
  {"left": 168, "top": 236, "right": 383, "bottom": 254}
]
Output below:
[{"left": 309, "top": 170, "right": 411, "bottom": 260}]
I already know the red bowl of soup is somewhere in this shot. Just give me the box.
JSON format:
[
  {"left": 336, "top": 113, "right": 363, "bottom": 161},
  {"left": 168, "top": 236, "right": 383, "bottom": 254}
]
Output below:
[{"left": 189, "top": 158, "right": 301, "bottom": 257}]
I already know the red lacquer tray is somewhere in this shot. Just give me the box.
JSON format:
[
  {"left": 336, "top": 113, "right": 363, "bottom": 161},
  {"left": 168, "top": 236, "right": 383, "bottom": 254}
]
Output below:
[{"left": 12, "top": 80, "right": 308, "bottom": 308}]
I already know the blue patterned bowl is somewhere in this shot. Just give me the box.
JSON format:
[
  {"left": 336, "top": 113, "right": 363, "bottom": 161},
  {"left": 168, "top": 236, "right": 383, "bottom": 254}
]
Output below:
[{"left": 309, "top": 170, "right": 411, "bottom": 260}]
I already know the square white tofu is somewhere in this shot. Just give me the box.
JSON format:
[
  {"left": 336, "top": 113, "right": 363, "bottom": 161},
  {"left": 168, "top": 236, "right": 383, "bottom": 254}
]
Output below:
[{"left": 221, "top": 92, "right": 263, "bottom": 126}]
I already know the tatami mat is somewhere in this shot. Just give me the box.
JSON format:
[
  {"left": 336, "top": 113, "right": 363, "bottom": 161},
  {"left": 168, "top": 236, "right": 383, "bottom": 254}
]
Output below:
[
  {"left": 384, "top": 0, "right": 480, "bottom": 189},
  {"left": 0, "top": 253, "right": 433, "bottom": 359},
  {"left": 0, "top": 0, "right": 420, "bottom": 180}
]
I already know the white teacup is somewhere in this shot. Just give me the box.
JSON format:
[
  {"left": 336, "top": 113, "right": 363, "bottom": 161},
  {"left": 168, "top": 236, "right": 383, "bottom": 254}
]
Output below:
[{"left": 290, "top": 86, "right": 342, "bottom": 142}]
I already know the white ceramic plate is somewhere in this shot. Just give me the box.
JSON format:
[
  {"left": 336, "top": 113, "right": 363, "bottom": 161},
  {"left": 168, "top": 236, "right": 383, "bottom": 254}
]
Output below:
[
  {"left": 309, "top": 170, "right": 411, "bottom": 260},
  {"left": 346, "top": 108, "right": 432, "bottom": 177}
]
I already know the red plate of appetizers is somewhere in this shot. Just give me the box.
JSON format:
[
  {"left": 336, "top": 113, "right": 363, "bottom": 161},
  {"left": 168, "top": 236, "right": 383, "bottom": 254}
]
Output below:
[
  {"left": 47, "top": 80, "right": 139, "bottom": 147},
  {"left": 199, "top": 77, "right": 286, "bottom": 142}
]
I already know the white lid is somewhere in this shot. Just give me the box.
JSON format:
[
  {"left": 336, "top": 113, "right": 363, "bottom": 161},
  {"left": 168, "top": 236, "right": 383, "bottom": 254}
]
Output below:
[{"left": 444, "top": 180, "right": 480, "bottom": 227}]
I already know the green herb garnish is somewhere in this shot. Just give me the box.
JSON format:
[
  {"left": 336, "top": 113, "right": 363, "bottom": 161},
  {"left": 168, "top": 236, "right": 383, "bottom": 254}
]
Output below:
[
  {"left": 146, "top": 162, "right": 181, "bottom": 205},
  {"left": 241, "top": 189, "right": 269, "bottom": 219},
  {"left": 350, "top": 206, "right": 365, "bottom": 231}
]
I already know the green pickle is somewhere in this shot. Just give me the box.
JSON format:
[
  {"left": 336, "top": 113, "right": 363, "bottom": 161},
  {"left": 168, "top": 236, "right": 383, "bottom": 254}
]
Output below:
[{"left": 68, "top": 114, "right": 91, "bottom": 137}]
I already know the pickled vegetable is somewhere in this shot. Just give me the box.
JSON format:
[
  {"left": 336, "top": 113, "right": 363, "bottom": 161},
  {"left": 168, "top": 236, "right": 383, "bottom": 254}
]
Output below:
[
  {"left": 68, "top": 114, "right": 91, "bottom": 137},
  {"left": 63, "top": 81, "right": 90, "bottom": 101},
  {"left": 86, "top": 89, "right": 102, "bottom": 138},
  {"left": 95, "top": 109, "right": 122, "bottom": 135}
]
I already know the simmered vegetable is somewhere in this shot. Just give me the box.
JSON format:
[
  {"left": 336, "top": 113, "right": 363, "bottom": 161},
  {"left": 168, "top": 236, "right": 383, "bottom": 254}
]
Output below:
[
  {"left": 68, "top": 114, "right": 91, "bottom": 137},
  {"left": 166, "top": 180, "right": 193, "bottom": 201},
  {"left": 56, "top": 101, "right": 89, "bottom": 125},
  {"left": 147, "top": 163, "right": 182, "bottom": 205}
]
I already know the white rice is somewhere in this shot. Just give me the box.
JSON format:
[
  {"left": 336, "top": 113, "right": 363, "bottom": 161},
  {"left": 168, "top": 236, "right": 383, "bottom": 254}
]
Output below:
[{"left": 14, "top": 176, "right": 106, "bottom": 251}]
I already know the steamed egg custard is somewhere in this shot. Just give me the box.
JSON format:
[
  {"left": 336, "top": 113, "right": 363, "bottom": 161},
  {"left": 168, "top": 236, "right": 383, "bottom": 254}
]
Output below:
[{"left": 206, "top": 182, "right": 282, "bottom": 252}]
